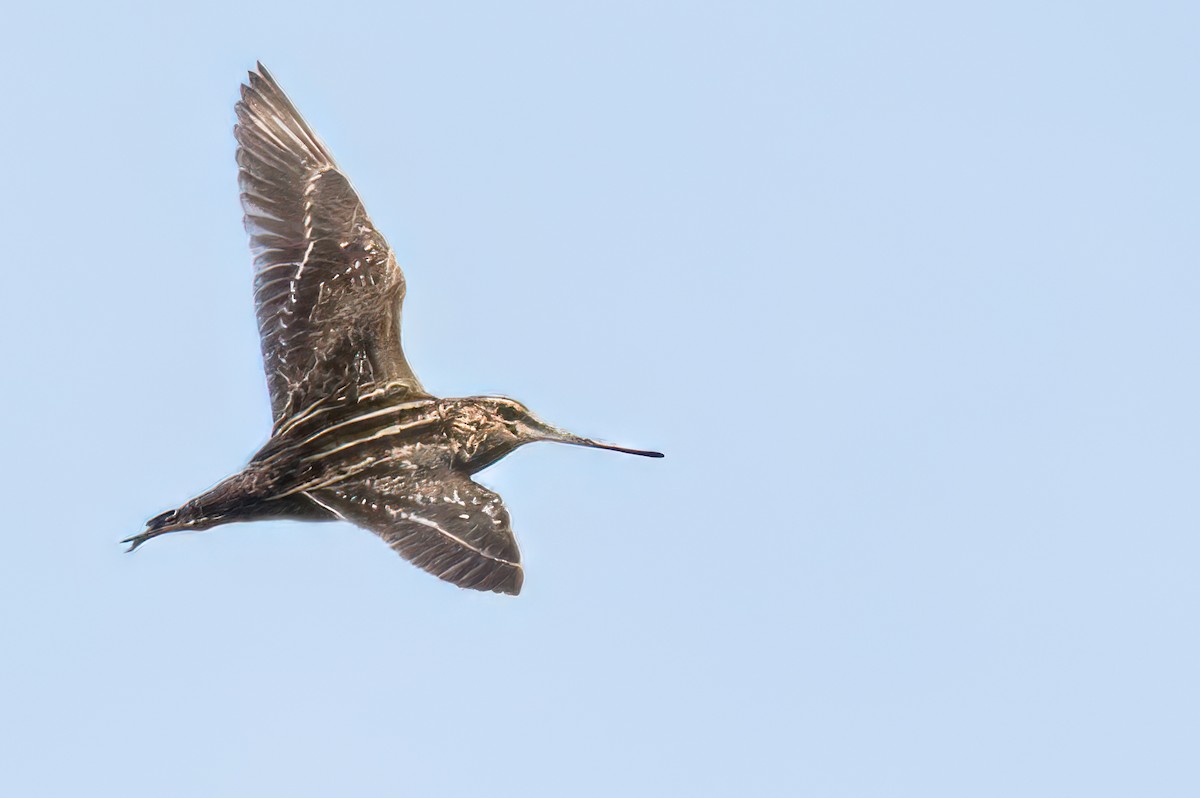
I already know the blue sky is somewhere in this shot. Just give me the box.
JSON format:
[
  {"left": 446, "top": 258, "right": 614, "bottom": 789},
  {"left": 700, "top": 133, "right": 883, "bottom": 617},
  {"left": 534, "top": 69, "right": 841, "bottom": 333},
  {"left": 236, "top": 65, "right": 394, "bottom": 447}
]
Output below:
[{"left": 2, "top": 1, "right": 1198, "bottom": 795}]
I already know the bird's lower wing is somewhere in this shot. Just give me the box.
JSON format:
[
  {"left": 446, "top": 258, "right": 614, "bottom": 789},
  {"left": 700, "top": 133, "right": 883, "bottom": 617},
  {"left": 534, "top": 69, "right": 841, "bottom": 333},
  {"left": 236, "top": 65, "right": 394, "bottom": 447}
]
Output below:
[{"left": 310, "top": 470, "right": 523, "bottom": 595}]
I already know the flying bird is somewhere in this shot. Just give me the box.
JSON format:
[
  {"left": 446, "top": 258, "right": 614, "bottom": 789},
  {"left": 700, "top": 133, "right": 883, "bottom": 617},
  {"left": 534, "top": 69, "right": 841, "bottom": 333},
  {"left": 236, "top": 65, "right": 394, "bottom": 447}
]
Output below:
[{"left": 125, "top": 64, "right": 662, "bottom": 595}]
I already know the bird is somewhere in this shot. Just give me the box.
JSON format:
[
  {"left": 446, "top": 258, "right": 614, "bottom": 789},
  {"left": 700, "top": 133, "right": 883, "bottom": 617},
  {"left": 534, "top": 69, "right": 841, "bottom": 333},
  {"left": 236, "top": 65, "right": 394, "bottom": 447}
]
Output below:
[{"left": 124, "top": 63, "right": 662, "bottom": 595}]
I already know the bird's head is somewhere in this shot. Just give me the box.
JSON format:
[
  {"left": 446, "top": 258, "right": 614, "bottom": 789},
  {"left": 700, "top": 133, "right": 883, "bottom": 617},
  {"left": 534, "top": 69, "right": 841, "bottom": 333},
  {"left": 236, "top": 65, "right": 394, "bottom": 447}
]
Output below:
[{"left": 470, "top": 396, "right": 664, "bottom": 461}]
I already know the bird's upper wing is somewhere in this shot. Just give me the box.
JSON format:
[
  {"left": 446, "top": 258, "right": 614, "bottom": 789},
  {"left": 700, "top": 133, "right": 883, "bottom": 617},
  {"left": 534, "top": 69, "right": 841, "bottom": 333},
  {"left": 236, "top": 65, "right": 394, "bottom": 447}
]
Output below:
[
  {"left": 235, "top": 64, "right": 428, "bottom": 426},
  {"left": 309, "top": 469, "right": 524, "bottom": 595}
]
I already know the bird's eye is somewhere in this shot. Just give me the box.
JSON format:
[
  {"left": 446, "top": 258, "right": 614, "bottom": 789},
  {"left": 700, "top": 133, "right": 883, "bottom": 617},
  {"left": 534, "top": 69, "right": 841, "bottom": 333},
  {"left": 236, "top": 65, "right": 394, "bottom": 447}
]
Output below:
[{"left": 497, "top": 406, "right": 520, "bottom": 422}]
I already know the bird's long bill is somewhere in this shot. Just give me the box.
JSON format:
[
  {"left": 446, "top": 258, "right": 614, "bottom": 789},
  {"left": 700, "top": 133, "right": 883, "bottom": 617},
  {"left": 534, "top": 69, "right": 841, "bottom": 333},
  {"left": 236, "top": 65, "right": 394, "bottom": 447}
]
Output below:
[{"left": 540, "top": 426, "right": 664, "bottom": 458}]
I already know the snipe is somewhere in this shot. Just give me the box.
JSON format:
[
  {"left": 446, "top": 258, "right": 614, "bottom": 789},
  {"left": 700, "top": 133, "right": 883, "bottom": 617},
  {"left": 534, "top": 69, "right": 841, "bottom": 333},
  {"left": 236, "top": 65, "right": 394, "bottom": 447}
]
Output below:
[{"left": 126, "top": 64, "right": 662, "bottom": 595}]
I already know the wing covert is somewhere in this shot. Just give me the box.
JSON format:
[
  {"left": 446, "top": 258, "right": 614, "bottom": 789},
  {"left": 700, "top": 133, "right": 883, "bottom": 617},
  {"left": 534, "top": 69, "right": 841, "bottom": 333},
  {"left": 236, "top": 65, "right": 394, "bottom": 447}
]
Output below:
[
  {"left": 311, "top": 470, "right": 524, "bottom": 595},
  {"left": 234, "top": 64, "right": 427, "bottom": 424}
]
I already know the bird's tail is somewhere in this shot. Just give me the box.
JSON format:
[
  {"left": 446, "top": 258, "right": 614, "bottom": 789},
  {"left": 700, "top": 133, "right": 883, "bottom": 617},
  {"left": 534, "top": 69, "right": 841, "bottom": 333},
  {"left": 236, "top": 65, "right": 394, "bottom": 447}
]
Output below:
[
  {"left": 123, "top": 470, "right": 336, "bottom": 552},
  {"left": 123, "top": 507, "right": 194, "bottom": 552},
  {"left": 122, "top": 473, "right": 255, "bottom": 552}
]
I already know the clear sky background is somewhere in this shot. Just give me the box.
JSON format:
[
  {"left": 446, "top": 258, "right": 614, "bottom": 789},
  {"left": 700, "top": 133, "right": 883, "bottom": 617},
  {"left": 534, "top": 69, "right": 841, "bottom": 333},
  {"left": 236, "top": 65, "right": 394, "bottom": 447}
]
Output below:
[{"left": 1, "top": 1, "right": 1197, "bottom": 796}]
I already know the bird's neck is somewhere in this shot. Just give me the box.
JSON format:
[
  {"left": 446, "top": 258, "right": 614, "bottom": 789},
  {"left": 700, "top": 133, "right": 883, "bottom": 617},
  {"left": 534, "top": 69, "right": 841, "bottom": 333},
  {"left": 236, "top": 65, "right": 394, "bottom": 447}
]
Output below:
[{"left": 442, "top": 399, "right": 523, "bottom": 474}]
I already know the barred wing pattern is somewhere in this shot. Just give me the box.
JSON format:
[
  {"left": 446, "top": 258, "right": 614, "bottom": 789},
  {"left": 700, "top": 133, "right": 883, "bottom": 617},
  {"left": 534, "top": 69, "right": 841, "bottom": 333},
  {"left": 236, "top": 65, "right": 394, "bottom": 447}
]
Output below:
[
  {"left": 311, "top": 470, "right": 524, "bottom": 595},
  {"left": 235, "top": 64, "right": 427, "bottom": 424}
]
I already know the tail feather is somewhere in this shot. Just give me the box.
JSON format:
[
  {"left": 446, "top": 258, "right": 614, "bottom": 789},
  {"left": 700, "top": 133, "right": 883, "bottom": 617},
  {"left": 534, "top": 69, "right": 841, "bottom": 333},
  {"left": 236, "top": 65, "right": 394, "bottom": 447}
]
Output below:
[
  {"left": 122, "top": 509, "right": 188, "bottom": 552},
  {"left": 124, "top": 472, "right": 256, "bottom": 552},
  {"left": 124, "top": 472, "right": 340, "bottom": 553}
]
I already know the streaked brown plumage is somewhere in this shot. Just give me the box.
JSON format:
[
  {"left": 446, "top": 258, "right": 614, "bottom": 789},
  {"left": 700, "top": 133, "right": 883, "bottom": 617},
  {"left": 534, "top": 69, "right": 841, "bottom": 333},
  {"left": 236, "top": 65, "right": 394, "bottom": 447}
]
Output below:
[{"left": 126, "top": 64, "right": 661, "bottom": 595}]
